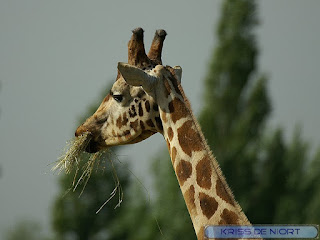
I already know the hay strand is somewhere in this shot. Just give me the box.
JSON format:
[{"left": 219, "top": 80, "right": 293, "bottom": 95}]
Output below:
[
  {"left": 52, "top": 132, "right": 91, "bottom": 174},
  {"left": 74, "top": 151, "right": 103, "bottom": 197},
  {"left": 95, "top": 153, "right": 123, "bottom": 213},
  {"left": 53, "top": 133, "right": 124, "bottom": 211}
]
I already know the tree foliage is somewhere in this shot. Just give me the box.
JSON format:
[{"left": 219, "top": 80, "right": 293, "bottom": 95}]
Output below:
[
  {"left": 4, "top": 220, "right": 48, "bottom": 240},
  {"left": 199, "top": 0, "right": 270, "bottom": 210},
  {"left": 199, "top": 0, "right": 320, "bottom": 225}
]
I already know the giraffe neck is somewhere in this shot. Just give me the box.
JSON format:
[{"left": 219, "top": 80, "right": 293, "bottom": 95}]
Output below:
[{"left": 158, "top": 76, "right": 250, "bottom": 239}]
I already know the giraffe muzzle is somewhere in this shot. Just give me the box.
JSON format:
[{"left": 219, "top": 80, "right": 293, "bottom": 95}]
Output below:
[{"left": 75, "top": 125, "right": 88, "bottom": 137}]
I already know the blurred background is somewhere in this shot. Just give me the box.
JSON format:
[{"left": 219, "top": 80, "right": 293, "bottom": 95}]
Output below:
[{"left": 0, "top": 0, "right": 319, "bottom": 239}]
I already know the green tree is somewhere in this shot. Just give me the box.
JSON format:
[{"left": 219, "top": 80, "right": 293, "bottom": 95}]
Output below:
[
  {"left": 4, "top": 220, "right": 49, "bottom": 240},
  {"left": 248, "top": 127, "right": 320, "bottom": 224},
  {"left": 247, "top": 129, "right": 287, "bottom": 223},
  {"left": 269, "top": 128, "right": 320, "bottom": 224},
  {"left": 199, "top": 0, "right": 270, "bottom": 211},
  {"left": 52, "top": 85, "right": 130, "bottom": 240},
  {"left": 199, "top": 0, "right": 320, "bottom": 225},
  {"left": 304, "top": 147, "right": 320, "bottom": 223}
]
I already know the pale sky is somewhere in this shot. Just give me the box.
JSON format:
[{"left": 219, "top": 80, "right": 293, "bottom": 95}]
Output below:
[{"left": 0, "top": 0, "right": 319, "bottom": 237}]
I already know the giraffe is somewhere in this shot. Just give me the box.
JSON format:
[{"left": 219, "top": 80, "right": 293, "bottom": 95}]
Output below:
[{"left": 75, "top": 28, "right": 252, "bottom": 239}]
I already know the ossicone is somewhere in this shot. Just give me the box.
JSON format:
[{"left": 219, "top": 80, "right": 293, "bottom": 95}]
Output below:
[
  {"left": 148, "top": 29, "right": 167, "bottom": 64},
  {"left": 127, "top": 28, "right": 167, "bottom": 67}
]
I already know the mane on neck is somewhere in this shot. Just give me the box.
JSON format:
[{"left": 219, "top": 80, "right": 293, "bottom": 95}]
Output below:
[{"left": 159, "top": 71, "right": 251, "bottom": 238}]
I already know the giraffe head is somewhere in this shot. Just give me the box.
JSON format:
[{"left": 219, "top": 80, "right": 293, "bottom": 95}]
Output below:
[{"left": 75, "top": 28, "right": 182, "bottom": 153}]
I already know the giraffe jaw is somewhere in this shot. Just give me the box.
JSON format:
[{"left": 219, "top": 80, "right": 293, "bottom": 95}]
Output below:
[{"left": 83, "top": 129, "right": 156, "bottom": 153}]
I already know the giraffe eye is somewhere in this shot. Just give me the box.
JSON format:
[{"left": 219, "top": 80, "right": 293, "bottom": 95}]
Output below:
[{"left": 113, "top": 94, "right": 123, "bottom": 103}]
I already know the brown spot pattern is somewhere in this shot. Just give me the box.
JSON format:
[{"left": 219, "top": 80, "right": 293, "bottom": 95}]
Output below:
[
  {"left": 130, "top": 119, "right": 139, "bottom": 131},
  {"left": 123, "top": 130, "right": 130, "bottom": 137},
  {"left": 218, "top": 209, "right": 239, "bottom": 225},
  {"left": 116, "top": 115, "right": 122, "bottom": 129},
  {"left": 199, "top": 192, "right": 218, "bottom": 220},
  {"left": 171, "top": 147, "right": 177, "bottom": 165},
  {"left": 216, "top": 178, "right": 235, "bottom": 206},
  {"left": 166, "top": 139, "right": 171, "bottom": 151},
  {"left": 167, "top": 127, "right": 174, "bottom": 141},
  {"left": 184, "top": 185, "right": 196, "bottom": 217},
  {"left": 161, "top": 111, "right": 167, "bottom": 123},
  {"left": 145, "top": 100, "right": 150, "bottom": 112},
  {"left": 122, "top": 112, "right": 128, "bottom": 125},
  {"left": 140, "top": 120, "right": 145, "bottom": 130},
  {"left": 177, "top": 120, "right": 203, "bottom": 157},
  {"left": 138, "top": 102, "right": 143, "bottom": 116},
  {"left": 176, "top": 160, "right": 192, "bottom": 186},
  {"left": 129, "top": 105, "right": 137, "bottom": 118},
  {"left": 146, "top": 119, "right": 155, "bottom": 128},
  {"left": 196, "top": 156, "right": 212, "bottom": 190},
  {"left": 155, "top": 116, "right": 163, "bottom": 132},
  {"left": 168, "top": 100, "right": 174, "bottom": 112},
  {"left": 168, "top": 98, "right": 189, "bottom": 123},
  {"left": 153, "top": 103, "right": 158, "bottom": 111}
]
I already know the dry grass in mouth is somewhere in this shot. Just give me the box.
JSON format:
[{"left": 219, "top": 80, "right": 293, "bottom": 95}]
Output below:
[
  {"left": 52, "top": 132, "right": 92, "bottom": 174},
  {"left": 52, "top": 132, "right": 123, "bottom": 211}
]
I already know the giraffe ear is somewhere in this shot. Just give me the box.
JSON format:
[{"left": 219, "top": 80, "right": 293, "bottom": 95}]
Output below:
[{"left": 117, "top": 62, "right": 157, "bottom": 92}]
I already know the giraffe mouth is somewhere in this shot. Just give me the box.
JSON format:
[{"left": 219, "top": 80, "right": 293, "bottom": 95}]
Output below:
[
  {"left": 85, "top": 139, "right": 100, "bottom": 153},
  {"left": 83, "top": 130, "right": 156, "bottom": 153}
]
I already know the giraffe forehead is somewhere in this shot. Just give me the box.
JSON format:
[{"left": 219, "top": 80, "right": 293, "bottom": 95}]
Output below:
[
  {"left": 111, "top": 78, "right": 146, "bottom": 98},
  {"left": 131, "top": 87, "right": 146, "bottom": 98},
  {"left": 111, "top": 78, "right": 129, "bottom": 94}
]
